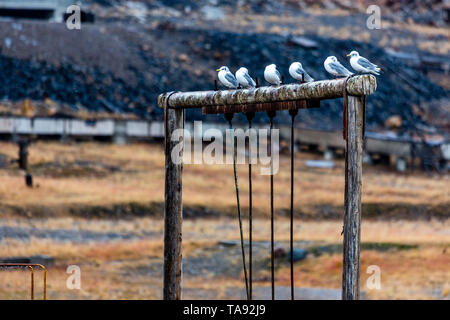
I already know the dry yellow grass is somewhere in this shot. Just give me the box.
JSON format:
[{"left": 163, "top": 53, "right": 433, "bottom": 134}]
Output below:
[
  {"left": 0, "top": 141, "right": 447, "bottom": 215},
  {"left": 0, "top": 217, "right": 448, "bottom": 299},
  {"left": 0, "top": 141, "right": 448, "bottom": 300},
  {"left": 275, "top": 246, "right": 449, "bottom": 300}
]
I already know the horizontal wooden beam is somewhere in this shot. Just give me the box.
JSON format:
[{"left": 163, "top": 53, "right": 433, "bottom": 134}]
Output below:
[{"left": 158, "top": 75, "right": 376, "bottom": 110}]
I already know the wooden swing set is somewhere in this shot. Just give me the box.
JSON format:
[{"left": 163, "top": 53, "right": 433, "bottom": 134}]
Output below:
[{"left": 158, "top": 74, "right": 377, "bottom": 300}]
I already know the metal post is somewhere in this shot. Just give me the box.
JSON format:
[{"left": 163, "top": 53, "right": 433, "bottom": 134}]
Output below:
[
  {"left": 27, "top": 266, "right": 34, "bottom": 300},
  {"left": 18, "top": 139, "right": 29, "bottom": 171},
  {"left": 163, "top": 97, "right": 184, "bottom": 300},
  {"left": 342, "top": 95, "right": 364, "bottom": 300}
]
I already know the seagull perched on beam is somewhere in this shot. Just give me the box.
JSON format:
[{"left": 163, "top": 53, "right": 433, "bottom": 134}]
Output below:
[
  {"left": 217, "top": 66, "right": 239, "bottom": 89},
  {"left": 324, "top": 56, "right": 353, "bottom": 78},
  {"left": 347, "top": 51, "right": 380, "bottom": 75},
  {"left": 264, "top": 64, "right": 282, "bottom": 85},
  {"left": 236, "top": 67, "right": 256, "bottom": 88},
  {"left": 289, "top": 62, "right": 314, "bottom": 82}
]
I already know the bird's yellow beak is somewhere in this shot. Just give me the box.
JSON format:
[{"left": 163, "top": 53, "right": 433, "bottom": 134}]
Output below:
[
  {"left": 346, "top": 54, "right": 351, "bottom": 57},
  {"left": 216, "top": 69, "right": 220, "bottom": 71}
]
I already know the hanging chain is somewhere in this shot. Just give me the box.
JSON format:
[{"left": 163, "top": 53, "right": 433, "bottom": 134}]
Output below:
[
  {"left": 289, "top": 108, "right": 298, "bottom": 300},
  {"left": 246, "top": 111, "right": 255, "bottom": 300},
  {"left": 266, "top": 110, "right": 276, "bottom": 300},
  {"left": 225, "top": 113, "right": 249, "bottom": 300}
]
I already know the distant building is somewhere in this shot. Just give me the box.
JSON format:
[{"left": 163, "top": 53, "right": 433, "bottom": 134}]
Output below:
[{"left": 0, "top": 0, "right": 73, "bottom": 22}]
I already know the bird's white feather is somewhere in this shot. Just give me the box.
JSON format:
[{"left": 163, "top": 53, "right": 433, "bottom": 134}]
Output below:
[
  {"left": 264, "top": 64, "right": 281, "bottom": 85},
  {"left": 236, "top": 67, "right": 256, "bottom": 88},
  {"left": 218, "top": 69, "right": 238, "bottom": 88}
]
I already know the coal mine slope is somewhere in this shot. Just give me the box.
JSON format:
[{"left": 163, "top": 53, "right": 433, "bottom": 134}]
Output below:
[
  {"left": 0, "top": 20, "right": 447, "bottom": 130},
  {"left": 88, "top": 0, "right": 449, "bottom": 28}
]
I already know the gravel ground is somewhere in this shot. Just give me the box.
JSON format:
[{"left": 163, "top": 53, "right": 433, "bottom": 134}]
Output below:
[{"left": 0, "top": 219, "right": 161, "bottom": 243}]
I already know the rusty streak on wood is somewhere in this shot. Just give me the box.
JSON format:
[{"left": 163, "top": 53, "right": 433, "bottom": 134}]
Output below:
[
  {"left": 163, "top": 93, "right": 184, "bottom": 300},
  {"left": 158, "top": 75, "right": 376, "bottom": 110},
  {"left": 342, "top": 95, "right": 364, "bottom": 300},
  {"left": 201, "top": 99, "right": 314, "bottom": 114}
]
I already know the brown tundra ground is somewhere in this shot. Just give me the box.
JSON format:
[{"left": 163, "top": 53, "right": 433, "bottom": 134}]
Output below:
[{"left": 0, "top": 141, "right": 448, "bottom": 300}]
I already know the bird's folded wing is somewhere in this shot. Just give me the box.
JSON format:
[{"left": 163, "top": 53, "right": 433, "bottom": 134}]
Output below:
[
  {"left": 329, "top": 62, "right": 349, "bottom": 74},
  {"left": 357, "top": 57, "right": 378, "bottom": 69},
  {"left": 304, "top": 71, "right": 313, "bottom": 81},
  {"left": 295, "top": 67, "right": 304, "bottom": 76},
  {"left": 225, "top": 73, "right": 238, "bottom": 86},
  {"left": 275, "top": 69, "right": 281, "bottom": 80},
  {"left": 244, "top": 73, "right": 255, "bottom": 86}
]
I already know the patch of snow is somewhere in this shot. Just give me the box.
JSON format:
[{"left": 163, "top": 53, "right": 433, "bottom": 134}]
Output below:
[{"left": 201, "top": 6, "right": 224, "bottom": 21}]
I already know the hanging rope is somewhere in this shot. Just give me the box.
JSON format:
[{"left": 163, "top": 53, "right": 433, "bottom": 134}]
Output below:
[
  {"left": 225, "top": 112, "right": 249, "bottom": 300},
  {"left": 245, "top": 111, "right": 255, "bottom": 300}
]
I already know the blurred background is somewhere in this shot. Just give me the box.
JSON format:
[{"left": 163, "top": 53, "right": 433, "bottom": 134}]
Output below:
[{"left": 0, "top": 0, "right": 448, "bottom": 300}]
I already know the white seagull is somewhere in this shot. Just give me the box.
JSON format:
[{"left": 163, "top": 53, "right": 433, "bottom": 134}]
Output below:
[
  {"left": 216, "top": 66, "right": 239, "bottom": 89},
  {"left": 236, "top": 67, "right": 256, "bottom": 88},
  {"left": 264, "top": 64, "right": 282, "bottom": 85},
  {"left": 347, "top": 51, "right": 380, "bottom": 75},
  {"left": 289, "top": 62, "right": 314, "bottom": 82},
  {"left": 324, "top": 56, "right": 353, "bottom": 78}
]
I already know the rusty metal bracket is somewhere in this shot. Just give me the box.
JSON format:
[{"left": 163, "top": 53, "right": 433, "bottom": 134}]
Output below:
[{"left": 202, "top": 98, "right": 318, "bottom": 115}]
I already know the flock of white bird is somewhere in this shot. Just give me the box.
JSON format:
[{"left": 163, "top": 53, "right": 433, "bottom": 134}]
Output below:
[{"left": 216, "top": 51, "right": 381, "bottom": 89}]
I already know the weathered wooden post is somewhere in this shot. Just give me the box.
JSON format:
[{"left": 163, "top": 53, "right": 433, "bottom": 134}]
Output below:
[
  {"left": 18, "top": 139, "right": 29, "bottom": 171},
  {"left": 17, "top": 139, "right": 33, "bottom": 188},
  {"left": 342, "top": 95, "right": 364, "bottom": 300},
  {"left": 162, "top": 93, "right": 184, "bottom": 300}
]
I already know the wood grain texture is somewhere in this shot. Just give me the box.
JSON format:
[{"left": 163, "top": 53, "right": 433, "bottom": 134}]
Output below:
[
  {"left": 163, "top": 99, "right": 184, "bottom": 300},
  {"left": 342, "top": 95, "right": 364, "bottom": 300},
  {"left": 158, "top": 75, "right": 376, "bottom": 110}
]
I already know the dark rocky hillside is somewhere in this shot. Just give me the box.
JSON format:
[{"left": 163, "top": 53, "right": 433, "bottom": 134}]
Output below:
[
  {"left": 0, "top": 0, "right": 448, "bottom": 132},
  {"left": 87, "top": 0, "right": 449, "bottom": 27}
]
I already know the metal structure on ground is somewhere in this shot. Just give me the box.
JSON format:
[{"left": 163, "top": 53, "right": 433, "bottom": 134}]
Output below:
[{"left": 0, "top": 263, "right": 47, "bottom": 300}]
